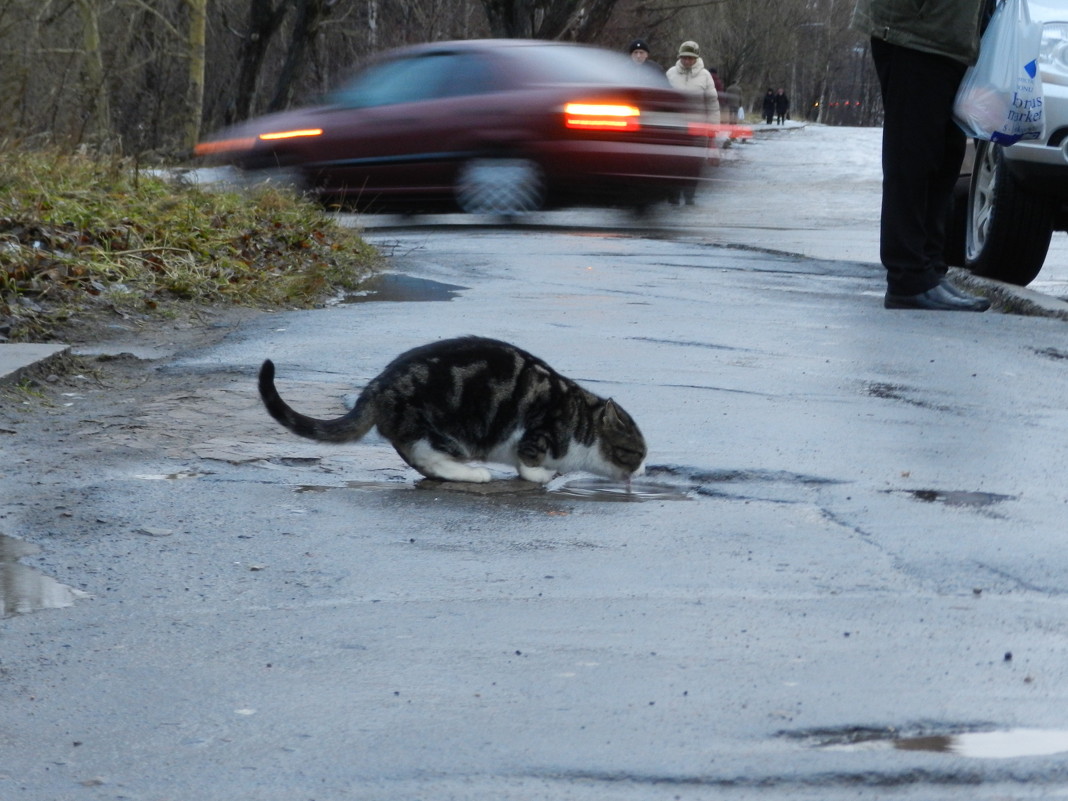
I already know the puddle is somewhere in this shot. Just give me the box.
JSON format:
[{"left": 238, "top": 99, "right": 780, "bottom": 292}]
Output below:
[
  {"left": 296, "top": 480, "right": 412, "bottom": 494},
  {"left": 799, "top": 726, "right": 1068, "bottom": 759},
  {"left": 1, "top": 534, "right": 89, "bottom": 617},
  {"left": 894, "top": 729, "right": 1068, "bottom": 758},
  {"left": 340, "top": 273, "right": 467, "bottom": 303},
  {"left": 552, "top": 477, "right": 691, "bottom": 502},
  {"left": 134, "top": 471, "right": 211, "bottom": 481},
  {"left": 901, "top": 489, "right": 1016, "bottom": 508},
  {"left": 288, "top": 464, "right": 832, "bottom": 503}
]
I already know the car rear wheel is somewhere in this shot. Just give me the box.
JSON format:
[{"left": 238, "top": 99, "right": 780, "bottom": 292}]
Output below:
[
  {"left": 455, "top": 158, "right": 545, "bottom": 215},
  {"left": 965, "top": 139, "right": 1054, "bottom": 286}
]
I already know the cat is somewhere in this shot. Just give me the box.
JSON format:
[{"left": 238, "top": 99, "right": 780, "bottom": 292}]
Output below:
[{"left": 258, "top": 336, "right": 647, "bottom": 484}]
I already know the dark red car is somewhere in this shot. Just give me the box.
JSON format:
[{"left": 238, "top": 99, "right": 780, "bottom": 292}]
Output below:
[{"left": 195, "top": 39, "right": 710, "bottom": 213}]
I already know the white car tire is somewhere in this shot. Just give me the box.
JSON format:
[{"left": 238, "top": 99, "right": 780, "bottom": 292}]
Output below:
[{"left": 455, "top": 158, "right": 545, "bottom": 215}]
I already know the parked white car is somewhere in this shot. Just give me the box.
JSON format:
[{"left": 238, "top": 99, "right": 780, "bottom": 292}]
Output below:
[{"left": 956, "top": 0, "right": 1068, "bottom": 285}]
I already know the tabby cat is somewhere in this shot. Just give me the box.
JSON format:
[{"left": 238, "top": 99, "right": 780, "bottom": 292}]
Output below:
[{"left": 258, "top": 336, "right": 647, "bottom": 483}]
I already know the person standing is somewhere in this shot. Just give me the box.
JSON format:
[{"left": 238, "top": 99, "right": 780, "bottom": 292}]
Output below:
[
  {"left": 666, "top": 41, "right": 720, "bottom": 204},
  {"left": 762, "top": 88, "right": 775, "bottom": 125},
  {"left": 773, "top": 88, "right": 790, "bottom": 125},
  {"left": 852, "top": 0, "right": 991, "bottom": 310},
  {"left": 724, "top": 81, "right": 743, "bottom": 123},
  {"left": 627, "top": 39, "right": 663, "bottom": 76}
]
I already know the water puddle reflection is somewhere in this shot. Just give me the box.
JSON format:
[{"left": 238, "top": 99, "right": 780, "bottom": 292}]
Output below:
[
  {"left": 894, "top": 729, "right": 1068, "bottom": 758},
  {"left": 295, "top": 480, "right": 413, "bottom": 494},
  {"left": 552, "top": 477, "right": 690, "bottom": 502},
  {"left": 340, "top": 273, "right": 466, "bottom": 303},
  {"left": 1, "top": 534, "right": 89, "bottom": 617},
  {"left": 902, "top": 489, "right": 1016, "bottom": 508},
  {"left": 134, "top": 471, "right": 210, "bottom": 481},
  {"left": 801, "top": 725, "right": 1068, "bottom": 759}
]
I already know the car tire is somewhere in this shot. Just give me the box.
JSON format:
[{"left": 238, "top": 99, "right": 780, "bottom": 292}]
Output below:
[
  {"left": 944, "top": 175, "right": 969, "bottom": 267},
  {"left": 965, "top": 139, "right": 1054, "bottom": 286},
  {"left": 455, "top": 158, "right": 545, "bottom": 215}
]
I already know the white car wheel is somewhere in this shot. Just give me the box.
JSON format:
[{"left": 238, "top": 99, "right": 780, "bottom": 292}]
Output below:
[{"left": 455, "top": 158, "right": 545, "bottom": 215}]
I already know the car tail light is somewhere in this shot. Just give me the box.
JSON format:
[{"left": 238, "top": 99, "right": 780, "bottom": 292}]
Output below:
[
  {"left": 258, "top": 128, "right": 323, "bottom": 141},
  {"left": 193, "top": 128, "right": 323, "bottom": 157},
  {"left": 194, "top": 137, "right": 256, "bottom": 156},
  {"left": 564, "top": 103, "right": 640, "bottom": 132}
]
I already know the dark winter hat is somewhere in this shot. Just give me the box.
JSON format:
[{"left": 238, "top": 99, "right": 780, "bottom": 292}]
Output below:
[
  {"left": 678, "top": 41, "right": 700, "bottom": 58},
  {"left": 629, "top": 39, "right": 650, "bottom": 54}
]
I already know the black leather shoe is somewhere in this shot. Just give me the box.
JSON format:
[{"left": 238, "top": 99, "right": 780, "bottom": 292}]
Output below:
[
  {"left": 884, "top": 283, "right": 990, "bottom": 311},
  {"left": 938, "top": 278, "right": 990, "bottom": 305}
]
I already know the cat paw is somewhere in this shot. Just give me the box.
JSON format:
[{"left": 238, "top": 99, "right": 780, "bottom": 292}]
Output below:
[
  {"left": 424, "top": 464, "right": 493, "bottom": 483},
  {"left": 518, "top": 464, "right": 556, "bottom": 484}
]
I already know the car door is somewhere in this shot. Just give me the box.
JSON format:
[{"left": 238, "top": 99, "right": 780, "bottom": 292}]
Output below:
[{"left": 311, "top": 51, "right": 505, "bottom": 203}]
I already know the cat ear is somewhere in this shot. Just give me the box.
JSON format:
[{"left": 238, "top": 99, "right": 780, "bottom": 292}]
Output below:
[{"left": 603, "top": 398, "right": 624, "bottom": 427}]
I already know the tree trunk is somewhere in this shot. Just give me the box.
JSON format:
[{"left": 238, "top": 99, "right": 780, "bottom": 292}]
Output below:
[
  {"left": 229, "top": 0, "right": 292, "bottom": 124},
  {"left": 481, "top": 0, "right": 620, "bottom": 40},
  {"left": 184, "top": 0, "right": 208, "bottom": 150},
  {"left": 75, "top": 0, "right": 110, "bottom": 145},
  {"left": 268, "top": 0, "right": 334, "bottom": 112}
]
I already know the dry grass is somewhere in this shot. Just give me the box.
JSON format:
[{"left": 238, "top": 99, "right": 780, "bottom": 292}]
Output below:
[{"left": 0, "top": 148, "right": 380, "bottom": 341}]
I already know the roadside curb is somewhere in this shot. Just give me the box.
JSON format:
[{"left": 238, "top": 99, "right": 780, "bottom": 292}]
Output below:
[
  {"left": 0, "top": 344, "right": 71, "bottom": 388},
  {"left": 952, "top": 267, "right": 1068, "bottom": 321}
]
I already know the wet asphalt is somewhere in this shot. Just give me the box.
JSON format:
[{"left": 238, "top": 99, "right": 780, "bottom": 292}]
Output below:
[
  {"left": 3, "top": 217, "right": 1068, "bottom": 799},
  {"left": 5, "top": 123, "right": 1068, "bottom": 797}
]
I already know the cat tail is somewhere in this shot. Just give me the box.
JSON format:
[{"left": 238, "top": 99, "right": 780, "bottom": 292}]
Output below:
[{"left": 258, "top": 359, "right": 376, "bottom": 443}]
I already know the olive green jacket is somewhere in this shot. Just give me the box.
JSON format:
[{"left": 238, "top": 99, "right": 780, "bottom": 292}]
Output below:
[{"left": 851, "top": 0, "right": 988, "bottom": 66}]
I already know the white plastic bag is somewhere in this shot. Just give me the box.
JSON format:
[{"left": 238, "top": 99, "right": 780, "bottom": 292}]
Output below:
[{"left": 953, "top": 0, "right": 1044, "bottom": 145}]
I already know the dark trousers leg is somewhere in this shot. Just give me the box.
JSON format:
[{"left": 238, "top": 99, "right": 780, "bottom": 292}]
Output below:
[{"left": 871, "top": 38, "right": 967, "bottom": 295}]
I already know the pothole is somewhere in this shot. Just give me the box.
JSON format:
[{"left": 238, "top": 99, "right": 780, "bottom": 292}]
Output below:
[
  {"left": 339, "top": 273, "right": 466, "bottom": 303},
  {"left": 793, "top": 726, "right": 1068, "bottom": 759},
  {"left": 899, "top": 489, "right": 1016, "bottom": 508},
  {"left": 1, "top": 533, "right": 89, "bottom": 617}
]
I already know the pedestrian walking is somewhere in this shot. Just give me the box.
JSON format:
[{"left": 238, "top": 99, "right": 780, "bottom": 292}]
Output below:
[
  {"left": 773, "top": 88, "right": 790, "bottom": 124},
  {"left": 761, "top": 88, "right": 775, "bottom": 125},
  {"left": 665, "top": 40, "right": 720, "bottom": 205},
  {"left": 724, "top": 82, "right": 743, "bottom": 123},
  {"left": 852, "top": 0, "right": 992, "bottom": 311},
  {"left": 627, "top": 38, "right": 664, "bottom": 76}
]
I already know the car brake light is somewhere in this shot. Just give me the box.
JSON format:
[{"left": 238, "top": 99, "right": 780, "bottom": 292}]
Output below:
[
  {"left": 193, "top": 137, "right": 256, "bottom": 156},
  {"left": 258, "top": 128, "right": 323, "bottom": 141},
  {"left": 564, "top": 103, "right": 640, "bottom": 132}
]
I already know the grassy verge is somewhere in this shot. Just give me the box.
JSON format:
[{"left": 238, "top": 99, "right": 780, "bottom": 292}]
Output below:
[{"left": 0, "top": 149, "right": 380, "bottom": 342}]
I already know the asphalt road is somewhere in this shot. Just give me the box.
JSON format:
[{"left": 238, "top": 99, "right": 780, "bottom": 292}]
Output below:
[
  {"left": 4, "top": 220, "right": 1068, "bottom": 799},
  {"left": 3, "top": 127, "right": 1068, "bottom": 800}
]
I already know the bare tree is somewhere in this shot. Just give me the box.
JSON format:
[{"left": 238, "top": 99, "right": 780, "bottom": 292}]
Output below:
[
  {"left": 76, "top": 0, "right": 111, "bottom": 143},
  {"left": 230, "top": 0, "right": 293, "bottom": 123},
  {"left": 268, "top": 0, "right": 336, "bottom": 112},
  {"left": 186, "top": 0, "right": 208, "bottom": 148},
  {"left": 480, "top": 0, "right": 621, "bottom": 41}
]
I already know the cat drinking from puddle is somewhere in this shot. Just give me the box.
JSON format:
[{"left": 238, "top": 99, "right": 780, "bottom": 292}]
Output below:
[{"left": 259, "top": 336, "right": 646, "bottom": 484}]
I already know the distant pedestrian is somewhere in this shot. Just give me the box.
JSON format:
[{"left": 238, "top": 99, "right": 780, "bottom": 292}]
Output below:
[
  {"left": 774, "top": 88, "right": 790, "bottom": 125},
  {"left": 762, "top": 88, "right": 775, "bottom": 124},
  {"left": 665, "top": 40, "right": 720, "bottom": 205},
  {"left": 627, "top": 38, "right": 664, "bottom": 77},
  {"left": 708, "top": 66, "right": 726, "bottom": 99},
  {"left": 724, "top": 82, "right": 742, "bottom": 123}
]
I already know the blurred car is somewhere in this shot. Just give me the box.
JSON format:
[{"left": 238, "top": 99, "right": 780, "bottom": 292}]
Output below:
[
  {"left": 195, "top": 39, "right": 713, "bottom": 214},
  {"left": 950, "top": 0, "right": 1068, "bottom": 285}
]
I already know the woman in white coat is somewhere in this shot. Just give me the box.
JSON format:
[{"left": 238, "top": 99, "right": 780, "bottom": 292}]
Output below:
[
  {"left": 665, "top": 41, "right": 720, "bottom": 204},
  {"left": 666, "top": 41, "right": 721, "bottom": 124}
]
